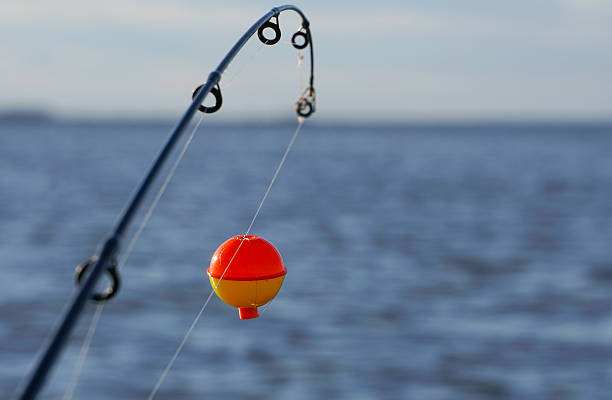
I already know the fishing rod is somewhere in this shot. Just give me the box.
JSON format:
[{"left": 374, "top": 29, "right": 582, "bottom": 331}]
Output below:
[{"left": 17, "top": 5, "right": 315, "bottom": 399}]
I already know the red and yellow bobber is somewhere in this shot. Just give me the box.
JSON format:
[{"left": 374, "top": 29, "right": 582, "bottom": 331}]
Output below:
[{"left": 207, "top": 235, "right": 286, "bottom": 320}]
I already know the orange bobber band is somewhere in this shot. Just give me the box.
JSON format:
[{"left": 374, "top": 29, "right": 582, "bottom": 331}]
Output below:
[{"left": 207, "top": 235, "right": 286, "bottom": 320}]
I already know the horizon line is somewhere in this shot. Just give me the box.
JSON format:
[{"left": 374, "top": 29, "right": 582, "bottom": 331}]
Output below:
[{"left": 1, "top": 108, "right": 612, "bottom": 128}]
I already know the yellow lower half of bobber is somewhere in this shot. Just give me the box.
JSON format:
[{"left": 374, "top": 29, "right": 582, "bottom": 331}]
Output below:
[{"left": 209, "top": 276, "right": 285, "bottom": 319}]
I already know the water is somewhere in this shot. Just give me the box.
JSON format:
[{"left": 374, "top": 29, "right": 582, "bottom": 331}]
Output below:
[{"left": 2, "top": 121, "right": 612, "bottom": 399}]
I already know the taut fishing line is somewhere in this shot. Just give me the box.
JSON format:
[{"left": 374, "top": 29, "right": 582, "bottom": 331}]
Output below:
[
  {"left": 64, "top": 17, "right": 310, "bottom": 400},
  {"left": 62, "top": 115, "right": 204, "bottom": 400},
  {"left": 65, "top": 28, "right": 305, "bottom": 399},
  {"left": 18, "top": 6, "right": 315, "bottom": 399},
  {"left": 147, "top": 118, "right": 304, "bottom": 399}
]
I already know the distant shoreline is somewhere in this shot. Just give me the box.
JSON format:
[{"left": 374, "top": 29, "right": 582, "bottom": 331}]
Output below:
[{"left": 1, "top": 109, "right": 611, "bottom": 131}]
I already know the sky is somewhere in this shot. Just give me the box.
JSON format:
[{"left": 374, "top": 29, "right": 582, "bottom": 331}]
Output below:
[{"left": 0, "top": 0, "right": 611, "bottom": 122}]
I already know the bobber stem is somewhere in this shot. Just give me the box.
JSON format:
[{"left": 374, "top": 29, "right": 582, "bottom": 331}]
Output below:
[{"left": 239, "top": 307, "right": 259, "bottom": 320}]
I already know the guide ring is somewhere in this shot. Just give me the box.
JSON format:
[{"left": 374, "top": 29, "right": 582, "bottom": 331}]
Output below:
[
  {"left": 192, "top": 83, "right": 223, "bottom": 114},
  {"left": 296, "top": 99, "right": 313, "bottom": 117},
  {"left": 74, "top": 256, "right": 121, "bottom": 302},
  {"left": 258, "top": 17, "right": 281, "bottom": 45},
  {"left": 291, "top": 31, "right": 309, "bottom": 50}
]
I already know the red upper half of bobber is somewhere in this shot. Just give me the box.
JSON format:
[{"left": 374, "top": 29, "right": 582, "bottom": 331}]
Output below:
[{"left": 207, "top": 235, "right": 286, "bottom": 281}]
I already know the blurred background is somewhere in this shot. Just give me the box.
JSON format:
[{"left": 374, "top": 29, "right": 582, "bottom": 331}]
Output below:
[{"left": 1, "top": 1, "right": 612, "bottom": 399}]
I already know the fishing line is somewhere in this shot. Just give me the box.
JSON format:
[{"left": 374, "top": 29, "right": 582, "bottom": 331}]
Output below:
[
  {"left": 65, "top": 33, "right": 306, "bottom": 398},
  {"left": 148, "top": 42, "right": 309, "bottom": 395},
  {"left": 225, "top": 25, "right": 305, "bottom": 92},
  {"left": 222, "top": 43, "right": 266, "bottom": 90},
  {"left": 246, "top": 118, "right": 303, "bottom": 235},
  {"left": 147, "top": 118, "right": 304, "bottom": 400},
  {"left": 61, "top": 303, "right": 103, "bottom": 400},
  {"left": 118, "top": 114, "right": 204, "bottom": 273},
  {"left": 264, "top": 35, "right": 307, "bottom": 99},
  {"left": 297, "top": 52, "right": 307, "bottom": 94},
  {"left": 61, "top": 115, "right": 205, "bottom": 400},
  {"left": 18, "top": 8, "right": 315, "bottom": 399}
]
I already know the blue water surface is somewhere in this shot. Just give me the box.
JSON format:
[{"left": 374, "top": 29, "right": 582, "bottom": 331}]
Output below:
[{"left": 1, "top": 121, "right": 612, "bottom": 399}]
